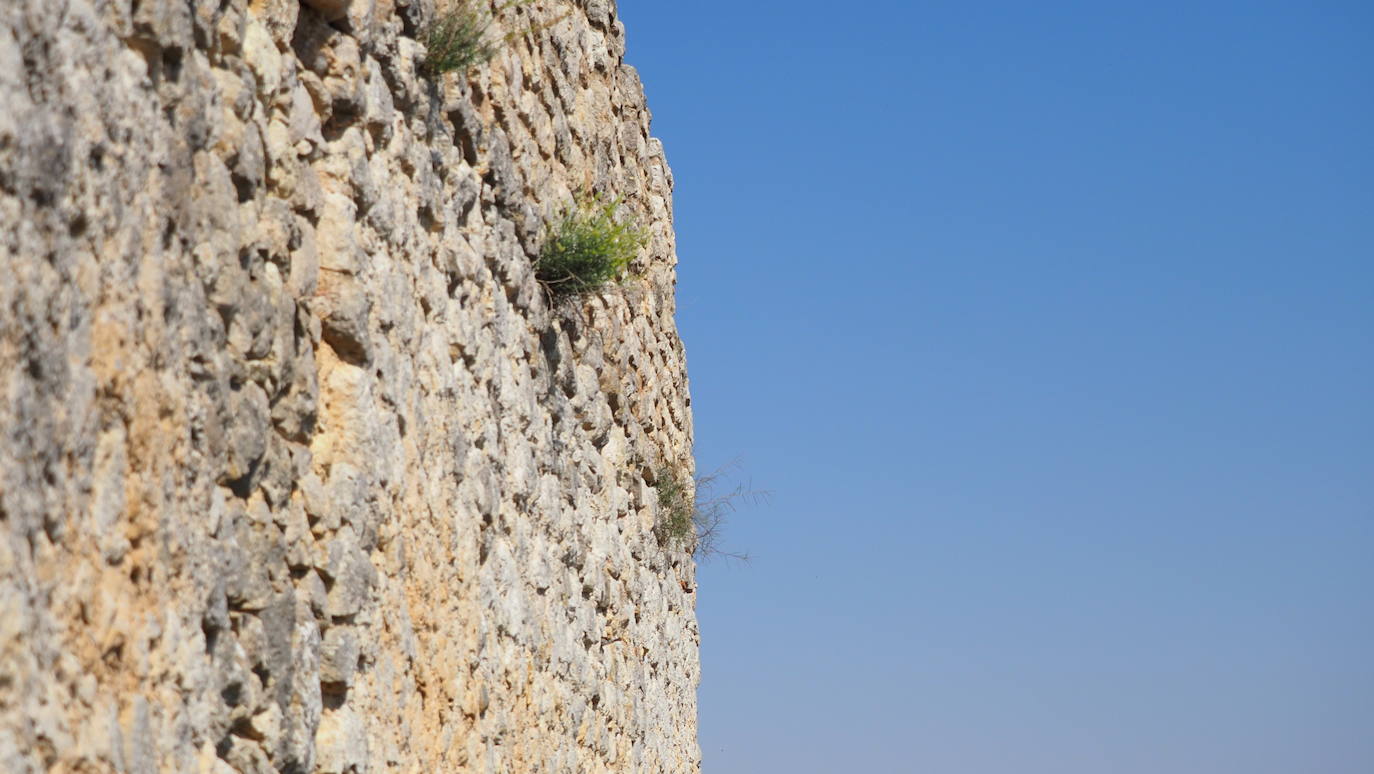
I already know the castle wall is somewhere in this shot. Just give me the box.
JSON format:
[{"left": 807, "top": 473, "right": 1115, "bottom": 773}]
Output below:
[{"left": 0, "top": 1, "right": 697, "bottom": 770}]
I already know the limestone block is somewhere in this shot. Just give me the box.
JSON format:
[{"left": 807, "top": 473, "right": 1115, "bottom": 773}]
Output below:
[
  {"left": 319, "top": 626, "right": 360, "bottom": 688},
  {"left": 315, "top": 705, "right": 367, "bottom": 773},
  {"left": 129, "top": 0, "right": 195, "bottom": 50},
  {"left": 289, "top": 83, "right": 324, "bottom": 148},
  {"left": 321, "top": 532, "right": 376, "bottom": 619},
  {"left": 242, "top": 19, "right": 284, "bottom": 98},
  {"left": 317, "top": 273, "right": 373, "bottom": 365},
  {"left": 249, "top": 0, "right": 301, "bottom": 47},
  {"left": 225, "top": 383, "right": 270, "bottom": 482}
]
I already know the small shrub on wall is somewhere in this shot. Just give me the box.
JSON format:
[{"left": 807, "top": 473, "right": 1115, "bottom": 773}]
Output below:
[
  {"left": 420, "top": 1, "right": 501, "bottom": 75},
  {"left": 536, "top": 194, "right": 647, "bottom": 297},
  {"left": 420, "top": 1, "right": 568, "bottom": 76},
  {"left": 654, "top": 465, "right": 761, "bottom": 561}
]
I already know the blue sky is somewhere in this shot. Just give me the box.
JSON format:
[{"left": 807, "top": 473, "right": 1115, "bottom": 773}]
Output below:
[{"left": 615, "top": 1, "right": 1373, "bottom": 771}]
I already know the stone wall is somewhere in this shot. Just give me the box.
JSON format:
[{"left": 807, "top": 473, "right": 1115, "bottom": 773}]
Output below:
[{"left": 0, "top": 0, "right": 698, "bottom": 771}]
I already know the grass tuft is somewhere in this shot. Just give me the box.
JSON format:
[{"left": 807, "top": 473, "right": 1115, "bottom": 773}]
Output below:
[
  {"left": 536, "top": 194, "right": 647, "bottom": 297},
  {"left": 654, "top": 464, "right": 763, "bottom": 561},
  {"left": 420, "top": 2, "right": 499, "bottom": 76},
  {"left": 421, "top": 1, "right": 562, "bottom": 76},
  {"left": 655, "top": 469, "right": 695, "bottom": 548}
]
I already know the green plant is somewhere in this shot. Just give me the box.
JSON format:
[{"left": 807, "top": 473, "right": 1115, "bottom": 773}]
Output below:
[
  {"left": 654, "top": 465, "right": 763, "bottom": 561},
  {"left": 421, "top": 1, "right": 543, "bottom": 75},
  {"left": 536, "top": 194, "right": 647, "bottom": 297},
  {"left": 654, "top": 469, "right": 695, "bottom": 547}
]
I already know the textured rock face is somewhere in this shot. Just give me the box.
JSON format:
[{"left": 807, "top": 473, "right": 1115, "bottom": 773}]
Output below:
[{"left": 0, "top": 0, "right": 697, "bottom": 771}]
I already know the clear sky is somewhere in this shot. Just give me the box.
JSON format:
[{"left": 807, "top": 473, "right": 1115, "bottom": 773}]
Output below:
[{"left": 615, "top": 1, "right": 1373, "bottom": 771}]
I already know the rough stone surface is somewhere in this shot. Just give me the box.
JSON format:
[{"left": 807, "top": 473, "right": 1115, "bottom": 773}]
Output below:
[{"left": 0, "top": 0, "right": 697, "bottom": 771}]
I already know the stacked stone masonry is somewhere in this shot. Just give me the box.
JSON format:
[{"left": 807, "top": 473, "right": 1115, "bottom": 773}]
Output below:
[{"left": 0, "top": 0, "right": 698, "bottom": 771}]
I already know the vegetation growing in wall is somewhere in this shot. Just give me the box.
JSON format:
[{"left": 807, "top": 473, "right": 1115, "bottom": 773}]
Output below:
[
  {"left": 654, "top": 469, "right": 695, "bottom": 548},
  {"left": 420, "top": 1, "right": 500, "bottom": 75},
  {"left": 421, "top": 1, "right": 552, "bottom": 75},
  {"left": 536, "top": 194, "right": 647, "bottom": 297},
  {"left": 654, "top": 465, "right": 761, "bottom": 561}
]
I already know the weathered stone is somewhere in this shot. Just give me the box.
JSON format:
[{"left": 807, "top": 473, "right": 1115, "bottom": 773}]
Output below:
[
  {"left": 317, "top": 273, "right": 373, "bottom": 365},
  {"left": 363, "top": 58, "right": 394, "bottom": 136},
  {"left": 220, "top": 735, "right": 273, "bottom": 773},
  {"left": 130, "top": 0, "right": 195, "bottom": 50},
  {"left": 242, "top": 18, "right": 285, "bottom": 98},
  {"left": 289, "top": 83, "right": 324, "bottom": 148},
  {"left": 315, "top": 192, "right": 363, "bottom": 273},
  {"left": 249, "top": 0, "right": 300, "bottom": 48},
  {"left": 225, "top": 382, "right": 270, "bottom": 484},
  {"left": 302, "top": 0, "right": 354, "bottom": 23},
  {"left": 321, "top": 531, "right": 375, "bottom": 620},
  {"left": 319, "top": 626, "right": 359, "bottom": 688},
  {"left": 283, "top": 612, "right": 322, "bottom": 771},
  {"left": 315, "top": 705, "right": 367, "bottom": 774},
  {"left": 225, "top": 522, "right": 278, "bottom": 612}
]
